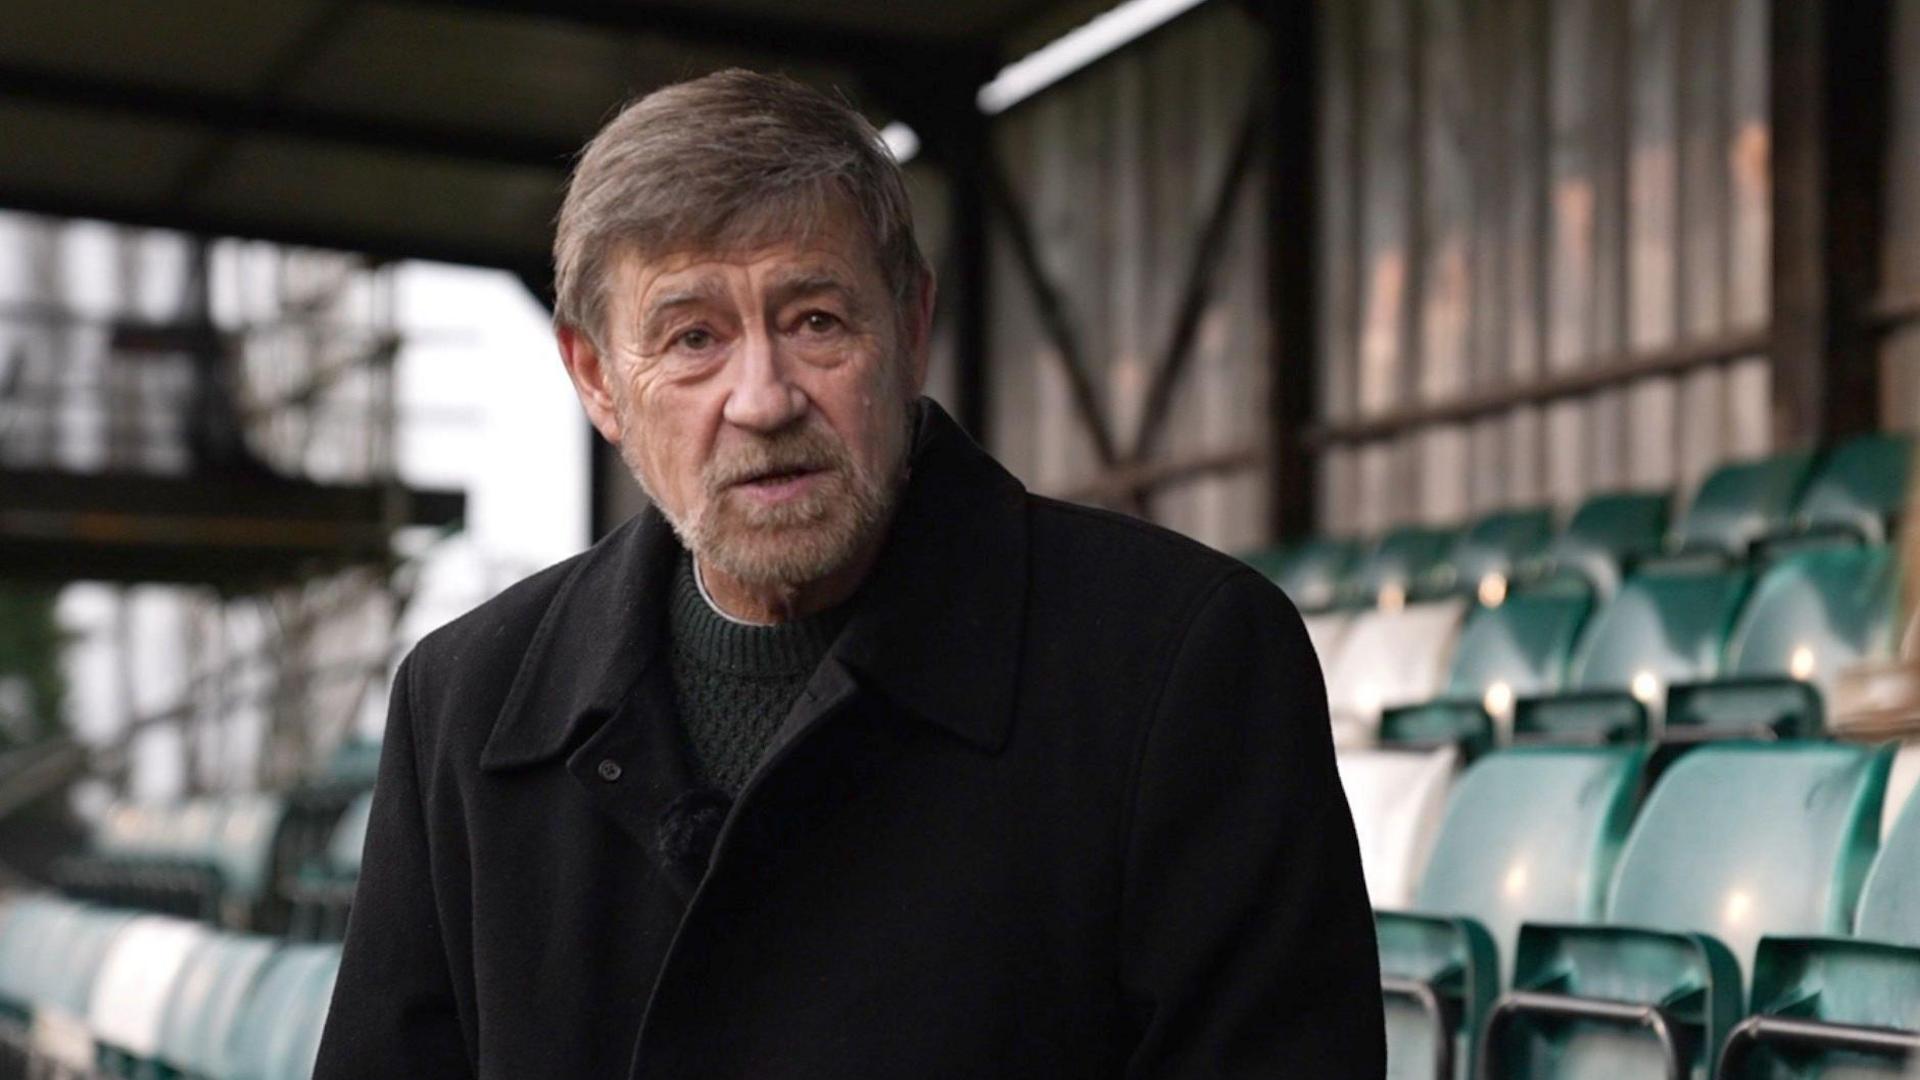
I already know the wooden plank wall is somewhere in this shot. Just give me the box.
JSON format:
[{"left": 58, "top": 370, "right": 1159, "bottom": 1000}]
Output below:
[
  {"left": 1316, "top": 0, "right": 1773, "bottom": 535},
  {"left": 987, "top": 4, "right": 1270, "bottom": 552},
  {"left": 1883, "top": 0, "right": 1920, "bottom": 428}
]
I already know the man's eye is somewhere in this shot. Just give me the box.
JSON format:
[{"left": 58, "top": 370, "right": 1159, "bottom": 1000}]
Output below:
[
  {"left": 675, "top": 327, "right": 715, "bottom": 351},
  {"left": 800, "top": 312, "right": 842, "bottom": 334}
]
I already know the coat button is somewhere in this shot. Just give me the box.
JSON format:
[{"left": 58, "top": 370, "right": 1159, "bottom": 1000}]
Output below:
[{"left": 596, "top": 759, "right": 623, "bottom": 782}]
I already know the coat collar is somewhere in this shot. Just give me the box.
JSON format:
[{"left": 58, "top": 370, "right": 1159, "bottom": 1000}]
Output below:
[{"left": 479, "top": 399, "right": 1028, "bottom": 773}]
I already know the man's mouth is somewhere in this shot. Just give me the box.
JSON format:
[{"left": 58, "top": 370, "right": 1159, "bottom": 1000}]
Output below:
[
  {"left": 735, "top": 464, "right": 824, "bottom": 488},
  {"left": 726, "top": 463, "right": 831, "bottom": 503}
]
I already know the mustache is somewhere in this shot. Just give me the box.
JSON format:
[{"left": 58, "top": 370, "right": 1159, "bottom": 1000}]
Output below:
[{"left": 703, "top": 425, "right": 851, "bottom": 492}]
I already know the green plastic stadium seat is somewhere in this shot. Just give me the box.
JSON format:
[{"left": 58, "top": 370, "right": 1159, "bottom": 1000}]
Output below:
[
  {"left": 320, "top": 736, "right": 384, "bottom": 790},
  {"left": 227, "top": 944, "right": 341, "bottom": 1080},
  {"left": 1377, "top": 746, "right": 1643, "bottom": 1080},
  {"left": 0, "top": 899, "right": 135, "bottom": 1073},
  {"left": 1669, "top": 452, "right": 1818, "bottom": 562},
  {"left": 1512, "top": 569, "right": 1751, "bottom": 744},
  {"left": 1788, "top": 431, "right": 1915, "bottom": 545},
  {"left": 1532, "top": 492, "right": 1670, "bottom": 599},
  {"left": 155, "top": 933, "right": 281, "bottom": 1079},
  {"left": 1450, "top": 509, "right": 1557, "bottom": 603},
  {"left": 327, "top": 792, "right": 372, "bottom": 879},
  {"left": 1669, "top": 546, "right": 1900, "bottom": 742},
  {"left": 1381, "top": 593, "right": 1594, "bottom": 749},
  {"left": 1243, "top": 536, "right": 1363, "bottom": 613},
  {"left": 1344, "top": 526, "right": 1462, "bottom": 608},
  {"left": 209, "top": 793, "right": 291, "bottom": 924},
  {"left": 1484, "top": 742, "right": 1891, "bottom": 1079},
  {"left": 1719, "top": 781, "right": 1920, "bottom": 1077}
]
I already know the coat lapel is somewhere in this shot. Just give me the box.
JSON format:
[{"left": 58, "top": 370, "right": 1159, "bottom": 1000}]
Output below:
[{"left": 821, "top": 399, "right": 1029, "bottom": 753}]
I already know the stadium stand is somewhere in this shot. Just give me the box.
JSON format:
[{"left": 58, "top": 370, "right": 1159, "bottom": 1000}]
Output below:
[
  {"left": 1240, "top": 430, "right": 1920, "bottom": 1078},
  {"left": 0, "top": 893, "right": 338, "bottom": 1080}
]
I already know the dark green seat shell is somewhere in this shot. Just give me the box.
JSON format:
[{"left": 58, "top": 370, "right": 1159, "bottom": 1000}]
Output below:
[
  {"left": 1670, "top": 452, "right": 1817, "bottom": 560},
  {"left": 1532, "top": 491, "right": 1670, "bottom": 599},
  {"left": 1791, "top": 431, "right": 1915, "bottom": 544}
]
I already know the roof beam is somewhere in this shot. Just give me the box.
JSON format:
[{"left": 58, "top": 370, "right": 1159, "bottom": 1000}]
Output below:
[
  {"left": 0, "top": 62, "right": 580, "bottom": 171},
  {"left": 381, "top": 0, "right": 965, "bottom": 75},
  {"left": 0, "top": 183, "right": 551, "bottom": 280}
]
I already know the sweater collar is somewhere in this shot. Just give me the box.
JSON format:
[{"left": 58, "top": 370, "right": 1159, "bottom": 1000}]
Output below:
[{"left": 479, "top": 399, "right": 1028, "bottom": 772}]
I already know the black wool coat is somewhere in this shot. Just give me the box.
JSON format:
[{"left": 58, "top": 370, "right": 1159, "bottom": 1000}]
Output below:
[{"left": 314, "top": 401, "right": 1384, "bottom": 1079}]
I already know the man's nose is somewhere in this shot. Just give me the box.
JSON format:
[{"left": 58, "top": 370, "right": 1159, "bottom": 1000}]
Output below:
[{"left": 721, "top": 325, "right": 808, "bottom": 433}]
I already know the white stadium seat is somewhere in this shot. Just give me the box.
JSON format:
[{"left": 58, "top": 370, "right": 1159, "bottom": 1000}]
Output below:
[
  {"left": 1335, "top": 745, "right": 1460, "bottom": 908},
  {"left": 87, "top": 915, "right": 212, "bottom": 1061},
  {"left": 1322, "top": 599, "right": 1468, "bottom": 740}
]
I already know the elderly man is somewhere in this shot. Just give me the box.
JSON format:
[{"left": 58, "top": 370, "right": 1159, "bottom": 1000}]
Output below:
[{"left": 315, "top": 70, "right": 1383, "bottom": 1078}]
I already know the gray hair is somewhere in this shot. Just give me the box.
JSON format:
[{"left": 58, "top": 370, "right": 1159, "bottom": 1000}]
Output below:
[{"left": 552, "top": 69, "right": 930, "bottom": 346}]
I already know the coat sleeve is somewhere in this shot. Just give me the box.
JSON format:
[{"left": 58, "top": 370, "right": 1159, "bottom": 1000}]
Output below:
[
  {"left": 1119, "top": 568, "right": 1384, "bottom": 1079},
  {"left": 314, "top": 651, "right": 475, "bottom": 1078}
]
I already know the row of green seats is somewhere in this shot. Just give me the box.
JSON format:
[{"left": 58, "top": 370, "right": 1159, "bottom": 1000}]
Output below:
[
  {"left": 0, "top": 893, "right": 338, "bottom": 1079},
  {"left": 1378, "top": 543, "right": 1900, "bottom": 753},
  {"left": 1251, "top": 431, "right": 1911, "bottom": 614},
  {"left": 1378, "top": 740, "right": 1919, "bottom": 1079},
  {"left": 60, "top": 794, "right": 292, "bottom": 931}
]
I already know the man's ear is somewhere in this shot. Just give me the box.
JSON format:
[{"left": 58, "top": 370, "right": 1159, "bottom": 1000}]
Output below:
[
  {"left": 903, "top": 270, "right": 936, "bottom": 396},
  {"left": 556, "top": 324, "right": 624, "bottom": 444}
]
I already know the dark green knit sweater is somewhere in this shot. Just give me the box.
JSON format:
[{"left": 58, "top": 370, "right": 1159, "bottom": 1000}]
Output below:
[{"left": 667, "top": 551, "right": 851, "bottom": 796}]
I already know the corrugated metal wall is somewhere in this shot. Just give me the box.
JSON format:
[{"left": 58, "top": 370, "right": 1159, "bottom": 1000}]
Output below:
[
  {"left": 1316, "top": 0, "right": 1772, "bottom": 535},
  {"left": 986, "top": 3, "right": 1272, "bottom": 553},
  {"left": 1883, "top": 0, "right": 1920, "bottom": 429}
]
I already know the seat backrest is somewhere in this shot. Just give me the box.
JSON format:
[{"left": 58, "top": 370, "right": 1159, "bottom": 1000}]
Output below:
[
  {"left": 1337, "top": 746, "right": 1460, "bottom": 908},
  {"left": 155, "top": 933, "right": 281, "bottom": 1077},
  {"left": 1542, "top": 491, "right": 1671, "bottom": 598},
  {"left": 1449, "top": 508, "right": 1556, "bottom": 603},
  {"left": 39, "top": 904, "right": 135, "bottom": 1021},
  {"left": 227, "top": 944, "right": 342, "bottom": 1080},
  {"left": 1246, "top": 537, "right": 1362, "bottom": 614},
  {"left": 327, "top": 792, "right": 374, "bottom": 878},
  {"left": 1856, "top": 779, "right": 1920, "bottom": 946},
  {"left": 212, "top": 793, "right": 289, "bottom": 905},
  {"left": 1415, "top": 746, "right": 1643, "bottom": 982},
  {"left": 1569, "top": 568, "right": 1751, "bottom": 710},
  {"left": 0, "top": 896, "right": 64, "bottom": 1010},
  {"left": 322, "top": 737, "right": 384, "bottom": 789},
  {"left": 1723, "top": 545, "right": 1899, "bottom": 693},
  {"left": 1323, "top": 600, "right": 1467, "bottom": 734},
  {"left": 1670, "top": 451, "right": 1817, "bottom": 558},
  {"left": 1793, "top": 431, "right": 1915, "bottom": 543},
  {"left": 86, "top": 914, "right": 213, "bottom": 1059},
  {"left": 1606, "top": 742, "right": 1889, "bottom": 975},
  {"left": 1888, "top": 740, "right": 1920, "bottom": 843},
  {"left": 1444, "top": 593, "right": 1593, "bottom": 719},
  {"left": 1300, "top": 611, "right": 1353, "bottom": 679},
  {"left": 1344, "top": 526, "right": 1460, "bottom": 607}
]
